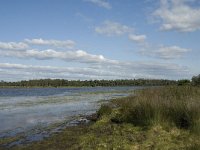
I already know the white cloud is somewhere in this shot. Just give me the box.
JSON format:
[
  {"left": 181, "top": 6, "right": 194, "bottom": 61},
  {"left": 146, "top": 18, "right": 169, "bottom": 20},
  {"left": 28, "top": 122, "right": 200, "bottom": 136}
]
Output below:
[
  {"left": 0, "top": 48, "right": 108, "bottom": 64},
  {"left": 0, "top": 39, "right": 110, "bottom": 64},
  {"left": 0, "top": 63, "right": 114, "bottom": 77},
  {"left": 0, "top": 42, "right": 29, "bottom": 50},
  {"left": 95, "top": 21, "right": 147, "bottom": 46},
  {"left": 155, "top": 46, "right": 190, "bottom": 59},
  {"left": 0, "top": 39, "right": 192, "bottom": 80},
  {"left": 25, "top": 38, "right": 75, "bottom": 49},
  {"left": 110, "top": 61, "right": 189, "bottom": 78},
  {"left": 153, "top": 0, "right": 200, "bottom": 32},
  {"left": 84, "top": 0, "right": 111, "bottom": 9},
  {"left": 129, "top": 34, "right": 147, "bottom": 43},
  {"left": 0, "top": 61, "right": 190, "bottom": 81},
  {"left": 140, "top": 45, "right": 190, "bottom": 59},
  {"left": 0, "top": 63, "right": 138, "bottom": 81},
  {"left": 95, "top": 21, "right": 133, "bottom": 36}
]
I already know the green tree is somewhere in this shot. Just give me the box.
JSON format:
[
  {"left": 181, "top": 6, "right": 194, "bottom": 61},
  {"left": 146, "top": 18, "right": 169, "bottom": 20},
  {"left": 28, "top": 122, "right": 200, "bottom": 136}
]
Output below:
[
  {"left": 192, "top": 74, "right": 200, "bottom": 86},
  {"left": 177, "top": 79, "right": 191, "bottom": 86}
]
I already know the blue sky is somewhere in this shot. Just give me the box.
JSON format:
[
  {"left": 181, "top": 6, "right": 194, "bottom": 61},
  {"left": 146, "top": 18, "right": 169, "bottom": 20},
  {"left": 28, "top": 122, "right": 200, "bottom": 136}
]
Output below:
[{"left": 0, "top": 0, "right": 199, "bottom": 81}]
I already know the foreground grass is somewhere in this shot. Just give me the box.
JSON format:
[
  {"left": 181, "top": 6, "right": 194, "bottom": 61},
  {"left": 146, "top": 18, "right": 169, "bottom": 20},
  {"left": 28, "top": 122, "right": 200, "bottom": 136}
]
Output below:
[{"left": 4, "top": 86, "right": 200, "bottom": 150}]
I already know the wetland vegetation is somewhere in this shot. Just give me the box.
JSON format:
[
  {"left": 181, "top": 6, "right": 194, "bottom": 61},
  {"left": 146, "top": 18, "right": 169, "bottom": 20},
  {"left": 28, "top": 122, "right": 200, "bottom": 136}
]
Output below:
[{"left": 2, "top": 85, "right": 199, "bottom": 150}]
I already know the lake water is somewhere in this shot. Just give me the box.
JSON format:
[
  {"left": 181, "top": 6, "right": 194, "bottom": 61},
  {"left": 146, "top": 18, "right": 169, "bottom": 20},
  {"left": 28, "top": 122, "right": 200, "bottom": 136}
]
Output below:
[{"left": 0, "top": 86, "right": 142, "bottom": 146}]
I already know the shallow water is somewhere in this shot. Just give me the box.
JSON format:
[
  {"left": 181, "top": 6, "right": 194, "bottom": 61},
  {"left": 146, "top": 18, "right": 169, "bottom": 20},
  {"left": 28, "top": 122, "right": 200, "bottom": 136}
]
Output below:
[{"left": 0, "top": 86, "right": 143, "bottom": 146}]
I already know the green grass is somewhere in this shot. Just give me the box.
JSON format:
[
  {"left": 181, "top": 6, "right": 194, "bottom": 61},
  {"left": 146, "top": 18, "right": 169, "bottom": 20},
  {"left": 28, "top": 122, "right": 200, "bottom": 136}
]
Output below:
[
  {"left": 4, "top": 86, "right": 200, "bottom": 150},
  {"left": 111, "top": 86, "right": 200, "bottom": 131}
]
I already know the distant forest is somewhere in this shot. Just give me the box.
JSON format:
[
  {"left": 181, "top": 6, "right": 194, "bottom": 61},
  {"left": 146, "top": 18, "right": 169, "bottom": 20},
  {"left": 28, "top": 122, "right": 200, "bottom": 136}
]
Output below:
[
  {"left": 0, "top": 79, "right": 177, "bottom": 87},
  {"left": 0, "top": 74, "right": 199, "bottom": 87}
]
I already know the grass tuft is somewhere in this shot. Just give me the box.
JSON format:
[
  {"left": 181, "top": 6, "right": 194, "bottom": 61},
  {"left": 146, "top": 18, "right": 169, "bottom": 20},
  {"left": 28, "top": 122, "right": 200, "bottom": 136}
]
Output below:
[{"left": 97, "top": 104, "right": 112, "bottom": 118}]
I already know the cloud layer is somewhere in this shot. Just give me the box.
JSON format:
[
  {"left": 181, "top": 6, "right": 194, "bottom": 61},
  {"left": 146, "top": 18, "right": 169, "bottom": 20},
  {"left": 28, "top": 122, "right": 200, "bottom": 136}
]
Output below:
[
  {"left": 0, "top": 39, "right": 191, "bottom": 81},
  {"left": 0, "top": 60, "right": 190, "bottom": 81},
  {"left": 0, "top": 42, "right": 29, "bottom": 50},
  {"left": 140, "top": 45, "right": 190, "bottom": 59},
  {"left": 25, "top": 38, "right": 75, "bottom": 49},
  {"left": 0, "top": 48, "right": 108, "bottom": 64},
  {"left": 95, "top": 20, "right": 190, "bottom": 60},
  {"left": 153, "top": 0, "right": 200, "bottom": 32},
  {"left": 95, "top": 21, "right": 133, "bottom": 36}
]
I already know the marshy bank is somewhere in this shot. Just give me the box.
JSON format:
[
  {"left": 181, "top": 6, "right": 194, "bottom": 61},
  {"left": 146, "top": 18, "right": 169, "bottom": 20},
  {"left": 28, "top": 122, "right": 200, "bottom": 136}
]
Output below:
[{"left": 2, "top": 86, "right": 200, "bottom": 150}]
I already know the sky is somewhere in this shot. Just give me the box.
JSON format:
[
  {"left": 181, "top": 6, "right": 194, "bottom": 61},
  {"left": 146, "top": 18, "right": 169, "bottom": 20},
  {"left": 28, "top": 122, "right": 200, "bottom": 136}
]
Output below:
[{"left": 0, "top": 0, "right": 200, "bottom": 81}]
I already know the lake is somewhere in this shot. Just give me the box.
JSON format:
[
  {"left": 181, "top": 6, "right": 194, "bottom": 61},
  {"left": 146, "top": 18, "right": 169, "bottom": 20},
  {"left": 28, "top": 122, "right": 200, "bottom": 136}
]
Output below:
[{"left": 0, "top": 86, "right": 142, "bottom": 146}]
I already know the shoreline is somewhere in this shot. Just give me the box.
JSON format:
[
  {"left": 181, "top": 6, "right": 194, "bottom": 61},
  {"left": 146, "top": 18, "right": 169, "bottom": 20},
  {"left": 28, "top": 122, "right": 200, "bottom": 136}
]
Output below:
[
  {"left": 0, "top": 85, "right": 154, "bottom": 89},
  {"left": 0, "top": 113, "right": 98, "bottom": 149}
]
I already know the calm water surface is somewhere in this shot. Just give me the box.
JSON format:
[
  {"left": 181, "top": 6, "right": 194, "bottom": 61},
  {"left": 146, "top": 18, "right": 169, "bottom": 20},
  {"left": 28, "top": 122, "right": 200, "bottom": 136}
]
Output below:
[{"left": 0, "top": 86, "right": 142, "bottom": 143}]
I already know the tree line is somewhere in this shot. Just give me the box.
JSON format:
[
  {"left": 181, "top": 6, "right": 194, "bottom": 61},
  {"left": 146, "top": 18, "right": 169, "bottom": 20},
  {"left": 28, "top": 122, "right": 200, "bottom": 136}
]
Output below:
[
  {"left": 0, "top": 79, "right": 177, "bottom": 87},
  {"left": 1, "top": 74, "right": 199, "bottom": 87}
]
